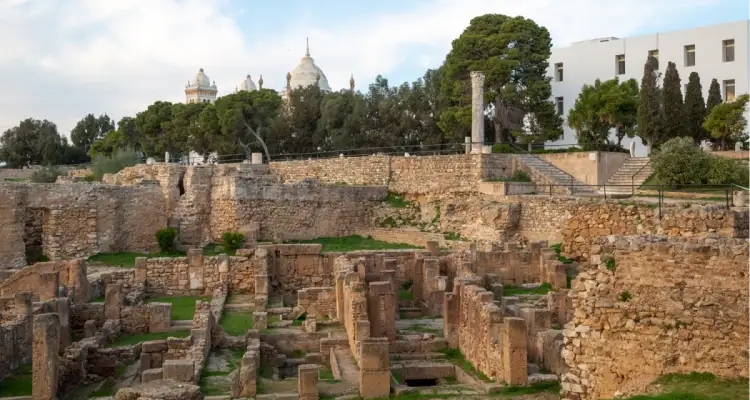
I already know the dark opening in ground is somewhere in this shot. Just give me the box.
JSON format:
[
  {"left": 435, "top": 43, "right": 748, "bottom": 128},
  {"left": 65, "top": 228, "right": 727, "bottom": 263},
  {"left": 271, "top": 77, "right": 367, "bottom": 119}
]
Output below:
[
  {"left": 405, "top": 378, "right": 438, "bottom": 387},
  {"left": 177, "top": 174, "right": 185, "bottom": 196}
]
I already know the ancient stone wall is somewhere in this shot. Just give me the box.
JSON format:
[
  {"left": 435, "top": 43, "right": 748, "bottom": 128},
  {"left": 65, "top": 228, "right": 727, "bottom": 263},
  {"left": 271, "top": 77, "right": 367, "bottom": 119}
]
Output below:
[
  {"left": 334, "top": 256, "right": 370, "bottom": 361},
  {"left": 297, "top": 287, "right": 336, "bottom": 320},
  {"left": 560, "top": 235, "right": 750, "bottom": 399},
  {"left": 0, "top": 183, "right": 166, "bottom": 269},
  {"left": 268, "top": 154, "right": 512, "bottom": 194},
  {"left": 444, "top": 275, "right": 527, "bottom": 384},
  {"left": 0, "top": 259, "right": 90, "bottom": 304}
]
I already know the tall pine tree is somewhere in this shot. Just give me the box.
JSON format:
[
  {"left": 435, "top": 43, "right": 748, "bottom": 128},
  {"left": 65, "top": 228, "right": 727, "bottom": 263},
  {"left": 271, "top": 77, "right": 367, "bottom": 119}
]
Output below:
[
  {"left": 683, "top": 72, "right": 707, "bottom": 144},
  {"left": 637, "top": 56, "right": 662, "bottom": 151},
  {"left": 661, "top": 62, "right": 684, "bottom": 141},
  {"left": 706, "top": 78, "right": 723, "bottom": 114}
]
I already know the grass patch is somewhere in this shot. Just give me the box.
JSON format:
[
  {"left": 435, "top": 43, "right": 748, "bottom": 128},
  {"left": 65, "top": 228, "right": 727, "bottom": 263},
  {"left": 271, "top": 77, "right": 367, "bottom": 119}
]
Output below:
[
  {"left": 386, "top": 192, "right": 414, "bottom": 208},
  {"left": 292, "top": 312, "right": 307, "bottom": 327},
  {"left": 621, "top": 372, "right": 749, "bottom": 400},
  {"left": 502, "top": 282, "right": 552, "bottom": 296},
  {"left": 398, "top": 288, "right": 414, "bottom": 301},
  {"left": 88, "top": 245, "right": 233, "bottom": 268},
  {"left": 220, "top": 310, "right": 254, "bottom": 336},
  {"left": 392, "top": 371, "right": 404, "bottom": 384},
  {"left": 106, "top": 330, "right": 190, "bottom": 348},
  {"left": 0, "top": 363, "right": 32, "bottom": 397},
  {"left": 319, "top": 366, "right": 340, "bottom": 382},
  {"left": 491, "top": 380, "right": 560, "bottom": 396},
  {"left": 148, "top": 296, "right": 209, "bottom": 321},
  {"left": 439, "top": 348, "right": 492, "bottom": 382},
  {"left": 287, "top": 235, "right": 422, "bottom": 252}
]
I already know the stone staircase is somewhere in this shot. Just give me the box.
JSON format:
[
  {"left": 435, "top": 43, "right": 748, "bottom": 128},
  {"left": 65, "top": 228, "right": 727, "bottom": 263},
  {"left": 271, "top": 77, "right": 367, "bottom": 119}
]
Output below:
[
  {"left": 514, "top": 154, "right": 597, "bottom": 196},
  {"left": 600, "top": 157, "right": 652, "bottom": 196}
]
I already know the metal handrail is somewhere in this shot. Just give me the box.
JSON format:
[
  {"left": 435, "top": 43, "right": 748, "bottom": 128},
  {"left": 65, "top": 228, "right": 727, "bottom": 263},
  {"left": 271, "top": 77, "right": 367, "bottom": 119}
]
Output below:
[
  {"left": 507, "top": 142, "right": 580, "bottom": 192},
  {"left": 630, "top": 158, "right": 652, "bottom": 195}
]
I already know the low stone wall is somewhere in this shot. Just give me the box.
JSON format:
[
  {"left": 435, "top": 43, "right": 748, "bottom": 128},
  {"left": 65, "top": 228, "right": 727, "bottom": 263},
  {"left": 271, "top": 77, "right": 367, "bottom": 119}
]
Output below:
[
  {"left": 477, "top": 181, "right": 536, "bottom": 196},
  {"left": 443, "top": 274, "right": 527, "bottom": 384},
  {"left": 560, "top": 235, "right": 750, "bottom": 399},
  {"left": 297, "top": 287, "right": 336, "bottom": 320},
  {"left": 0, "top": 259, "right": 90, "bottom": 304}
]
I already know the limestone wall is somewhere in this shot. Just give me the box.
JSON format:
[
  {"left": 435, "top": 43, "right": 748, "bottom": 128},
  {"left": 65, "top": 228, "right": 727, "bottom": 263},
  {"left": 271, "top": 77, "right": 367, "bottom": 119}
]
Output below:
[
  {"left": 334, "top": 256, "right": 370, "bottom": 361},
  {"left": 0, "top": 183, "right": 166, "bottom": 269},
  {"left": 0, "top": 259, "right": 90, "bottom": 303},
  {"left": 540, "top": 152, "right": 628, "bottom": 186},
  {"left": 560, "top": 235, "right": 750, "bottom": 399},
  {"left": 297, "top": 287, "right": 336, "bottom": 320},
  {"left": 269, "top": 154, "right": 512, "bottom": 194}
]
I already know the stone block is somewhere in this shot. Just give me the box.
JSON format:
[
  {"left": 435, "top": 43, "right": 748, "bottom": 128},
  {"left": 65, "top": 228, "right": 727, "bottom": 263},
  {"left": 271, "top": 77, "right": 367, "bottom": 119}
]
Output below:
[
  {"left": 141, "top": 339, "right": 168, "bottom": 353},
  {"left": 162, "top": 359, "right": 195, "bottom": 383},
  {"left": 141, "top": 368, "right": 163, "bottom": 383},
  {"left": 148, "top": 302, "right": 172, "bottom": 332},
  {"left": 84, "top": 320, "right": 97, "bottom": 338},
  {"left": 298, "top": 364, "right": 319, "bottom": 400},
  {"left": 55, "top": 297, "right": 71, "bottom": 348},
  {"left": 359, "top": 370, "right": 391, "bottom": 399},
  {"left": 426, "top": 241, "right": 439, "bottom": 257},
  {"left": 104, "top": 284, "right": 123, "bottom": 320},
  {"left": 140, "top": 352, "right": 152, "bottom": 371},
  {"left": 254, "top": 312, "right": 268, "bottom": 330}
]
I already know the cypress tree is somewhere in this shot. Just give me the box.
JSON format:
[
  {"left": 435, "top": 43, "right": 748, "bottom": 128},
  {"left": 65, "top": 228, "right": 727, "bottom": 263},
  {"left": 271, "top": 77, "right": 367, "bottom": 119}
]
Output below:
[
  {"left": 636, "top": 56, "right": 662, "bottom": 150},
  {"left": 661, "top": 62, "right": 684, "bottom": 140},
  {"left": 683, "top": 72, "right": 707, "bottom": 144},
  {"left": 706, "top": 78, "right": 723, "bottom": 114}
]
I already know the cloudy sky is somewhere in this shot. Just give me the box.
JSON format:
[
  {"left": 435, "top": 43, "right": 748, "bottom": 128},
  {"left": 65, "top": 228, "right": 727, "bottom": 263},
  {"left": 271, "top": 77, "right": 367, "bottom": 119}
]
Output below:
[{"left": 0, "top": 0, "right": 746, "bottom": 135}]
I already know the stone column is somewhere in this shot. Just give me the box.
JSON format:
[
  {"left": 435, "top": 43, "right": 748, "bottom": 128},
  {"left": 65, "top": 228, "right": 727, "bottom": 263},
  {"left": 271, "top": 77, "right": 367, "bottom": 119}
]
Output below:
[
  {"left": 502, "top": 317, "right": 528, "bottom": 385},
  {"left": 359, "top": 338, "right": 390, "bottom": 399},
  {"left": 465, "top": 136, "right": 471, "bottom": 154},
  {"left": 187, "top": 248, "right": 204, "bottom": 294},
  {"left": 470, "top": 71, "right": 486, "bottom": 153},
  {"left": 55, "top": 297, "right": 71, "bottom": 349},
  {"left": 33, "top": 313, "right": 60, "bottom": 400},
  {"left": 104, "top": 284, "right": 123, "bottom": 320},
  {"left": 298, "top": 364, "right": 319, "bottom": 400},
  {"left": 254, "top": 248, "right": 269, "bottom": 310}
]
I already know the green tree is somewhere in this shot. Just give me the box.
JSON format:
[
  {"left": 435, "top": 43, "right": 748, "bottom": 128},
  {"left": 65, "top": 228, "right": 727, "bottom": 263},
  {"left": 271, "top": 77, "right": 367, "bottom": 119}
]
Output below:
[
  {"left": 191, "top": 103, "right": 221, "bottom": 157},
  {"left": 661, "top": 62, "right": 685, "bottom": 141},
  {"left": 567, "top": 79, "right": 612, "bottom": 148},
  {"left": 605, "top": 78, "right": 639, "bottom": 146},
  {"left": 317, "top": 89, "right": 367, "bottom": 150},
  {"left": 134, "top": 101, "right": 179, "bottom": 157},
  {"left": 70, "top": 113, "right": 115, "bottom": 155},
  {"left": 439, "top": 14, "right": 562, "bottom": 144},
  {"left": 214, "top": 89, "right": 283, "bottom": 156},
  {"left": 170, "top": 102, "right": 207, "bottom": 161},
  {"left": 0, "top": 118, "right": 66, "bottom": 167},
  {"left": 636, "top": 56, "right": 663, "bottom": 151},
  {"left": 683, "top": 72, "right": 708, "bottom": 144},
  {"left": 706, "top": 78, "right": 723, "bottom": 114},
  {"left": 703, "top": 94, "right": 749, "bottom": 150},
  {"left": 90, "top": 116, "right": 142, "bottom": 158}
]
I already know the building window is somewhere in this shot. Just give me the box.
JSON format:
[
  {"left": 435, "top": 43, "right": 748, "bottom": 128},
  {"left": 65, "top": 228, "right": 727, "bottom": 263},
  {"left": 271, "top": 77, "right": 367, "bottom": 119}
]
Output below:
[
  {"left": 616, "top": 54, "right": 625, "bottom": 75},
  {"left": 723, "top": 79, "right": 736, "bottom": 101},
  {"left": 684, "top": 45, "right": 696, "bottom": 67},
  {"left": 554, "top": 63, "right": 563, "bottom": 82},
  {"left": 648, "top": 50, "right": 659, "bottom": 69},
  {"left": 555, "top": 97, "right": 564, "bottom": 115},
  {"left": 723, "top": 39, "right": 735, "bottom": 62}
]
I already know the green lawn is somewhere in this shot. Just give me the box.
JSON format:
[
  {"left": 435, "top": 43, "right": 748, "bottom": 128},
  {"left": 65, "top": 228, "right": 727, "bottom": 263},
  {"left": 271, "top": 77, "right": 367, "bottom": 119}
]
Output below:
[
  {"left": 0, "top": 364, "right": 32, "bottom": 397},
  {"left": 106, "top": 330, "right": 190, "bottom": 348},
  {"left": 148, "top": 295, "right": 210, "bottom": 321},
  {"left": 87, "top": 244, "right": 229, "bottom": 268},
  {"left": 220, "top": 310, "right": 254, "bottom": 336},
  {"left": 501, "top": 282, "right": 552, "bottom": 296},
  {"left": 287, "top": 235, "right": 422, "bottom": 252},
  {"left": 398, "top": 288, "right": 414, "bottom": 301},
  {"left": 621, "top": 373, "right": 748, "bottom": 400}
]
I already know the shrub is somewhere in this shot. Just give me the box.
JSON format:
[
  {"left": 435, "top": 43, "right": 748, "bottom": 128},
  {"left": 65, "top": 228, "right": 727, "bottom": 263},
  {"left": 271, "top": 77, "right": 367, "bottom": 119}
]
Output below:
[
  {"left": 652, "top": 137, "right": 748, "bottom": 186},
  {"left": 221, "top": 232, "right": 245, "bottom": 253},
  {"left": 91, "top": 149, "right": 139, "bottom": 181},
  {"left": 155, "top": 227, "right": 178, "bottom": 253},
  {"left": 618, "top": 291, "right": 633, "bottom": 302},
  {"left": 508, "top": 170, "right": 532, "bottom": 182},
  {"left": 30, "top": 167, "right": 65, "bottom": 183}
]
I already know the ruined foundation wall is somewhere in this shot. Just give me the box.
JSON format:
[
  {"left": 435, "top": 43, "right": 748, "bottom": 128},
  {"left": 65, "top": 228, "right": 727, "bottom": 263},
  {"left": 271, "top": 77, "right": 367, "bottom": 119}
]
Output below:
[
  {"left": 0, "top": 183, "right": 166, "bottom": 269},
  {"left": 335, "top": 257, "right": 370, "bottom": 361},
  {"left": 561, "top": 235, "right": 750, "bottom": 400}
]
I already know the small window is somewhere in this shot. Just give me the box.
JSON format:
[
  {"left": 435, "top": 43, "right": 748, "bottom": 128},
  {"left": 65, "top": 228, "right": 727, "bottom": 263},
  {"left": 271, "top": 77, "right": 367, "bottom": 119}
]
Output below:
[
  {"left": 648, "top": 50, "right": 659, "bottom": 69},
  {"left": 616, "top": 54, "right": 626, "bottom": 75},
  {"left": 685, "top": 45, "right": 696, "bottom": 67},
  {"left": 555, "top": 63, "right": 564, "bottom": 82},
  {"left": 723, "top": 79, "right": 736, "bottom": 102},
  {"left": 723, "top": 39, "right": 735, "bottom": 62},
  {"left": 555, "top": 97, "right": 564, "bottom": 115}
]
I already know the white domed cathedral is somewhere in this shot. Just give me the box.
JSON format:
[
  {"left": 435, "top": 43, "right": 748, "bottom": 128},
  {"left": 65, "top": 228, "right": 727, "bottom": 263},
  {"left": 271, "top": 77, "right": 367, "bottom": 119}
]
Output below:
[{"left": 183, "top": 39, "right": 354, "bottom": 104}]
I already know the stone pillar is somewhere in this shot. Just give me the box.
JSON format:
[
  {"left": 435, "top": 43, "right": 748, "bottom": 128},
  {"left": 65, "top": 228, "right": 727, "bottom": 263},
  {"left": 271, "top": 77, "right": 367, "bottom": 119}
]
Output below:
[
  {"left": 464, "top": 136, "right": 471, "bottom": 154},
  {"left": 187, "top": 248, "right": 204, "bottom": 294},
  {"left": 68, "top": 259, "right": 89, "bottom": 303},
  {"left": 443, "top": 291, "right": 460, "bottom": 348},
  {"left": 134, "top": 257, "right": 148, "bottom": 284},
  {"left": 426, "top": 241, "right": 439, "bottom": 257},
  {"left": 84, "top": 320, "right": 96, "bottom": 338},
  {"left": 734, "top": 189, "right": 746, "bottom": 206},
  {"left": 367, "top": 281, "right": 396, "bottom": 341},
  {"left": 470, "top": 71, "right": 485, "bottom": 153},
  {"left": 54, "top": 297, "right": 71, "bottom": 349},
  {"left": 251, "top": 152, "right": 263, "bottom": 164},
  {"left": 39, "top": 272, "right": 59, "bottom": 301},
  {"left": 335, "top": 274, "right": 345, "bottom": 321},
  {"left": 254, "top": 248, "right": 269, "bottom": 310},
  {"left": 15, "top": 292, "right": 33, "bottom": 316},
  {"left": 298, "top": 364, "right": 319, "bottom": 400},
  {"left": 104, "top": 284, "right": 123, "bottom": 320},
  {"left": 254, "top": 312, "right": 268, "bottom": 330},
  {"left": 32, "top": 313, "right": 60, "bottom": 400},
  {"left": 502, "top": 317, "right": 528, "bottom": 385},
  {"left": 359, "top": 338, "right": 390, "bottom": 399}
]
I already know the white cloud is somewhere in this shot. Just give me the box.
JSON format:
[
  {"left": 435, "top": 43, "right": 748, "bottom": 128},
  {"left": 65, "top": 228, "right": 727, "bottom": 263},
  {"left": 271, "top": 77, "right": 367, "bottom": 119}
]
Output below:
[{"left": 0, "top": 0, "right": 723, "bottom": 135}]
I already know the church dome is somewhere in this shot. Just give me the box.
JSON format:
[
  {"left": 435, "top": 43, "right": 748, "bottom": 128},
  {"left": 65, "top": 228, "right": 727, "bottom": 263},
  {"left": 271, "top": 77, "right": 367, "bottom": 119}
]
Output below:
[
  {"left": 187, "top": 68, "right": 216, "bottom": 89},
  {"left": 237, "top": 74, "right": 257, "bottom": 92},
  {"left": 288, "top": 40, "right": 331, "bottom": 92}
]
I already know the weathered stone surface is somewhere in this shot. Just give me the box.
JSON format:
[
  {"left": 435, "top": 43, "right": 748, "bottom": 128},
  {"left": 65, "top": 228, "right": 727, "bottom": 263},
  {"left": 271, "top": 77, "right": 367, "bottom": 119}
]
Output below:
[{"left": 114, "top": 379, "right": 202, "bottom": 400}]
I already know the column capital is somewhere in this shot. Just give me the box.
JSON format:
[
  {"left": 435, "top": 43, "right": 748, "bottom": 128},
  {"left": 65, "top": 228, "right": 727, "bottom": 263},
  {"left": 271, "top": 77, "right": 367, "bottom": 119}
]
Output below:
[{"left": 470, "top": 71, "right": 485, "bottom": 85}]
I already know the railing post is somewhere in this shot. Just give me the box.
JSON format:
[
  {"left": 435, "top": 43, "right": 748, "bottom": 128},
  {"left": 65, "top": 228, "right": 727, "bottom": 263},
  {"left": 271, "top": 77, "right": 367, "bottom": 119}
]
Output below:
[
  {"left": 726, "top": 189, "right": 730, "bottom": 209},
  {"left": 658, "top": 186, "right": 663, "bottom": 220},
  {"left": 603, "top": 184, "right": 607, "bottom": 200}
]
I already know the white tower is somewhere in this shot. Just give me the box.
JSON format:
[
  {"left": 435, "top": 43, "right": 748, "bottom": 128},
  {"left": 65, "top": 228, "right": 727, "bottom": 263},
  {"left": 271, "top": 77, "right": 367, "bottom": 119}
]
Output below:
[{"left": 185, "top": 68, "right": 218, "bottom": 103}]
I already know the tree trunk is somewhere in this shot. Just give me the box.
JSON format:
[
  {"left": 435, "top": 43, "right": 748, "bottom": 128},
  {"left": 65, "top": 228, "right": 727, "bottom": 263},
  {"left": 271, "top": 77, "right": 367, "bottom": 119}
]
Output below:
[{"left": 494, "top": 96, "right": 508, "bottom": 144}]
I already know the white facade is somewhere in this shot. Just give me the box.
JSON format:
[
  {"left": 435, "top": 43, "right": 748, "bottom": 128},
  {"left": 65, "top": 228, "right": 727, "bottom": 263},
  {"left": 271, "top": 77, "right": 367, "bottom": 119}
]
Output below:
[
  {"left": 547, "top": 20, "right": 749, "bottom": 156},
  {"left": 185, "top": 68, "right": 218, "bottom": 104}
]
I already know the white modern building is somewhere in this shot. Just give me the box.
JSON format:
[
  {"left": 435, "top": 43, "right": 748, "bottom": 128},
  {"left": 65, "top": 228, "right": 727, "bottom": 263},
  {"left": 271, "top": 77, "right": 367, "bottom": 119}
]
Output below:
[{"left": 546, "top": 20, "right": 749, "bottom": 156}]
